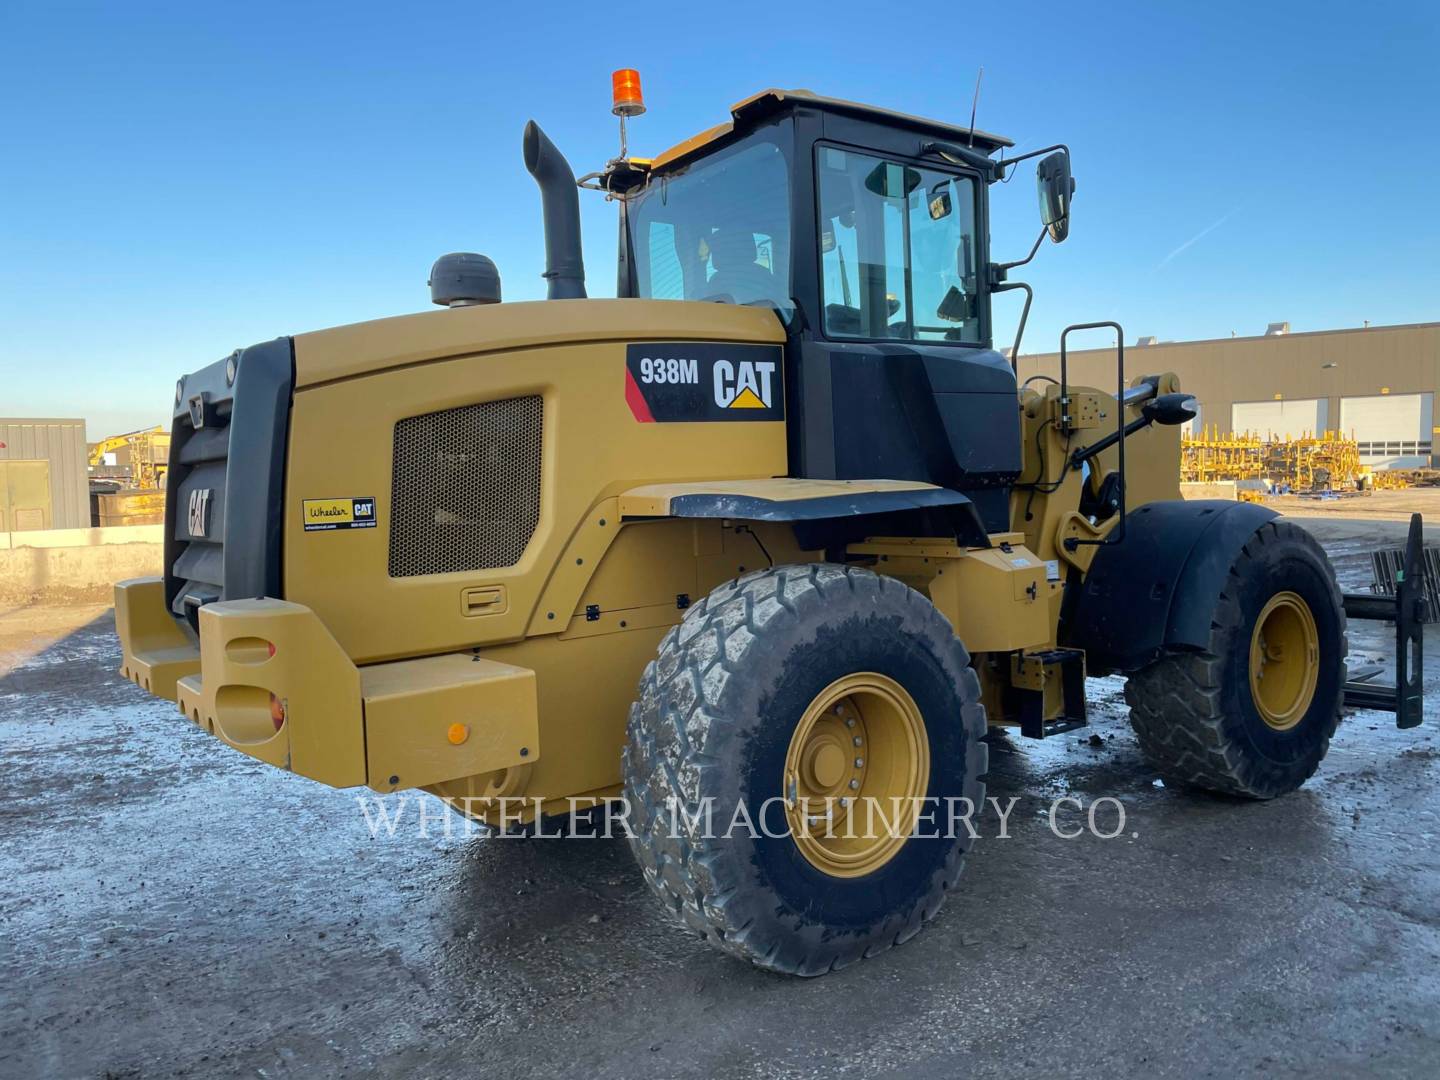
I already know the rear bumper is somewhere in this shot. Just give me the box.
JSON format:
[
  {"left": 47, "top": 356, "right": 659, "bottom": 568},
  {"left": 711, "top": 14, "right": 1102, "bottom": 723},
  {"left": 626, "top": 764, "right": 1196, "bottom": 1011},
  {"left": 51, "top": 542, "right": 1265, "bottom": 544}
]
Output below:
[{"left": 115, "top": 577, "right": 538, "bottom": 791}]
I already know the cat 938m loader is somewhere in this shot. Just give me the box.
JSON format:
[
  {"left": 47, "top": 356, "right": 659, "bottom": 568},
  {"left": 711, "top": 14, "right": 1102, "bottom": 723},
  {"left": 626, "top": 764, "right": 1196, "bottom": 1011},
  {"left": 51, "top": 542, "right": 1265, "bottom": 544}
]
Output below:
[{"left": 115, "top": 75, "right": 1427, "bottom": 976}]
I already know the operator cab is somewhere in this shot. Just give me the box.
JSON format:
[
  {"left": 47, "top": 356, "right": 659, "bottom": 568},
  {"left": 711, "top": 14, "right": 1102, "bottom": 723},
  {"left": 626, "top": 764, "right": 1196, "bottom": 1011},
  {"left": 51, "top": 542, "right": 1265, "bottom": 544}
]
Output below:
[{"left": 615, "top": 90, "right": 1024, "bottom": 532}]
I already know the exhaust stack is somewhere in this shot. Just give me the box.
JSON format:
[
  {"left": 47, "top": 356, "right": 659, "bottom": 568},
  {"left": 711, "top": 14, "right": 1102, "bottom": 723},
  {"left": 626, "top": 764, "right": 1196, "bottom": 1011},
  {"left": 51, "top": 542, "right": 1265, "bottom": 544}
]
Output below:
[{"left": 523, "top": 121, "right": 587, "bottom": 300}]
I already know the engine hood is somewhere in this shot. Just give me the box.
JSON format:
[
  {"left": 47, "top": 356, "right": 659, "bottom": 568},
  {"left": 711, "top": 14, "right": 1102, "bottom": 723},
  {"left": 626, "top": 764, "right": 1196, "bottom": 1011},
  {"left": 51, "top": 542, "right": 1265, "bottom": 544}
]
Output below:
[{"left": 290, "top": 299, "right": 785, "bottom": 390}]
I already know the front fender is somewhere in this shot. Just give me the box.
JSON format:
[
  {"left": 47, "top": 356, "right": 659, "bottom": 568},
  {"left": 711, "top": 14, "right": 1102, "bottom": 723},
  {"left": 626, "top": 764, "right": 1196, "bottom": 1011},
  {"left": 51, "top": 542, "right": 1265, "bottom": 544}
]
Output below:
[
  {"left": 1062, "top": 499, "right": 1279, "bottom": 671},
  {"left": 618, "top": 477, "right": 990, "bottom": 548}
]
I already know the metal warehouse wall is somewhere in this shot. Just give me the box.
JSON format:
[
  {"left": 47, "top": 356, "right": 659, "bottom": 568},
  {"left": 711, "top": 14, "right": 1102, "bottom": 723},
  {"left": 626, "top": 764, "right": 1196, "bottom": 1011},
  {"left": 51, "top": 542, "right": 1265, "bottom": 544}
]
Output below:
[
  {"left": 0, "top": 418, "right": 91, "bottom": 530},
  {"left": 1017, "top": 322, "right": 1440, "bottom": 461}
]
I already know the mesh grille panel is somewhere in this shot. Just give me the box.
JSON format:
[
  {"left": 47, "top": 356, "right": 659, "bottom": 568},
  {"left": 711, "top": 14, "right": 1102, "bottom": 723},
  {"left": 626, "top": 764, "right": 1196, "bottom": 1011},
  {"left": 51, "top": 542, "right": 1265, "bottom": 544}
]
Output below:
[{"left": 388, "top": 396, "right": 543, "bottom": 577}]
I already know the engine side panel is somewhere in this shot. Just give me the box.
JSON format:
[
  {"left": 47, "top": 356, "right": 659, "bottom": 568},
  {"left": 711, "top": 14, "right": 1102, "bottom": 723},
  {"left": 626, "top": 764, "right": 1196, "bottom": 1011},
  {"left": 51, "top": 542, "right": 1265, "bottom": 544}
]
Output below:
[{"left": 284, "top": 302, "right": 788, "bottom": 664}]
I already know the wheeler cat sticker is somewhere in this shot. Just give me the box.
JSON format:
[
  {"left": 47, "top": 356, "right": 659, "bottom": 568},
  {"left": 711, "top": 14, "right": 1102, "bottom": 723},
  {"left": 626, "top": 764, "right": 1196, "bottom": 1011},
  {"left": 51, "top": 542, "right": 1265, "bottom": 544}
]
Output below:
[
  {"left": 625, "top": 342, "right": 784, "bottom": 422},
  {"left": 303, "top": 497, "right": 377, "bottom": 531}
]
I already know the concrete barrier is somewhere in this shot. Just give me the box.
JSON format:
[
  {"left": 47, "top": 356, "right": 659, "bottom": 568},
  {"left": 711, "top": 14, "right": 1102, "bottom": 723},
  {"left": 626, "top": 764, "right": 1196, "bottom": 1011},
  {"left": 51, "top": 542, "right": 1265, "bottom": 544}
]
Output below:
[
  {"left": 1180, "top": 481, "right": 1239, "bottom": 501},
  {"left": 0, "top": 525, "right": 163, "bottom": 604}
]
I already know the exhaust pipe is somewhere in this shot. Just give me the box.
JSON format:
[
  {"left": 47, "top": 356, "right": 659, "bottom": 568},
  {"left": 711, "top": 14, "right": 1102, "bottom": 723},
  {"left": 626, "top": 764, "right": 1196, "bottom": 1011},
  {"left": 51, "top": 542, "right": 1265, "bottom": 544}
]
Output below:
[{"left": 523, "top": 121, "right": 587, "bottom": 300}]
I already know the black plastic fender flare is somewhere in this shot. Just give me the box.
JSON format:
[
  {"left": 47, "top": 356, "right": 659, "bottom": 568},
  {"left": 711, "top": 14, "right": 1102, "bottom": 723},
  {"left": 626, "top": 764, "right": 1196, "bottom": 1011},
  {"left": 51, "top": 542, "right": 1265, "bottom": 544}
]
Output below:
[
  {"left": 628, "top": 486, "right": 992, "bottom": 550},
  {"left": 1062, "top": 499, "right": 1280, "bottom": 672}
]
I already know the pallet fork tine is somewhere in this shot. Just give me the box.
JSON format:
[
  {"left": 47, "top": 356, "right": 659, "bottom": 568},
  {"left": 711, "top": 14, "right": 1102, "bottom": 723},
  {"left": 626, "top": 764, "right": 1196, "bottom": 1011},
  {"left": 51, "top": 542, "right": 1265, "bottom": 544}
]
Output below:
[{"left": 1342, "top": 512, "right": 1428, "bottom": 728}]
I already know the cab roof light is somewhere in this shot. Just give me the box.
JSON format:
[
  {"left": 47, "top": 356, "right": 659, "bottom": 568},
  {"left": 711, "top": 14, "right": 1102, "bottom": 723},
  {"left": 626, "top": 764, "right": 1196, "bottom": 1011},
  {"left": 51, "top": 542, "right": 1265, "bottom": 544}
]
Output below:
[{"left": 611, "top": 69, "right": 645, "bottom": 117}]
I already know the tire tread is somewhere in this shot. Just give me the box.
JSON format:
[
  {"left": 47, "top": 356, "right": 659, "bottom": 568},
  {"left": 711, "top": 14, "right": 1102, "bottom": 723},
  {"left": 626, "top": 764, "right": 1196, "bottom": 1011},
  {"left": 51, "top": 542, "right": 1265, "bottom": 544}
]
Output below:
[
  {"left": 1124, "top": 521, "right": 1346, "bottom": 798},
  {"left": 623, "top": 563, "right": 986, "bottom": 974}
]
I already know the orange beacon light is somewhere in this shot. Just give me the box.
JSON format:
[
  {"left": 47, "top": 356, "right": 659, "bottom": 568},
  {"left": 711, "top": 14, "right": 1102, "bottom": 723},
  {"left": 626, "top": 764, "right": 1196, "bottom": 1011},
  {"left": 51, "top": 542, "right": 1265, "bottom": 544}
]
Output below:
[{"left": 611, "top": 69, "right": 646, "bottom": 117}]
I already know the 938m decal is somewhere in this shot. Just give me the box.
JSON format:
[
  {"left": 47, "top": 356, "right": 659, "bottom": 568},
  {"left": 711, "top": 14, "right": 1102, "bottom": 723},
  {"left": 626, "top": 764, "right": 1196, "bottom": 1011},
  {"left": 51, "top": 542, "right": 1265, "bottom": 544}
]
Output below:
[{"left": 625, "top": 342, "right": 784, "bottom": 422}]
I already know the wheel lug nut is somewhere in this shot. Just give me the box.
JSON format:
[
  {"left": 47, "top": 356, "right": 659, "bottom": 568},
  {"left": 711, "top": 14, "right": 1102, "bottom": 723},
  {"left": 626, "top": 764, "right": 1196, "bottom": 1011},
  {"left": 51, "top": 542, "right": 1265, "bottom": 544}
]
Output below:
[
  {"left": 853, "top": 736, "right": 863, "bottom": 747},
  {"left": 848, "top": 779, "right": 859, "bottom": 790},
  {"left": 854, "top": 758, "right": 864, "bottom": 768},
  {"left": 844, "top": 717, "right": 855, "bottom": 728}
]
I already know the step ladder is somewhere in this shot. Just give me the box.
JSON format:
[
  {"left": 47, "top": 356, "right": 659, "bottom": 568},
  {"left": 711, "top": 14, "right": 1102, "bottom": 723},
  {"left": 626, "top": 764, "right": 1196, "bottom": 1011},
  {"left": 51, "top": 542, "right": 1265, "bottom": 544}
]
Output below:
[{"left": 1014, "top": 648, "right": 1088, "bottom": 739}]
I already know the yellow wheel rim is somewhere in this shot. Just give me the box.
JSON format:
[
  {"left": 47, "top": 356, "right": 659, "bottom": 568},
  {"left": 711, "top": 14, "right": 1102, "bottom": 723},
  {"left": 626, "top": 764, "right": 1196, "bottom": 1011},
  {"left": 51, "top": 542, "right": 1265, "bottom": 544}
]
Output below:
[
  {"left": 1249, "top": 591, "right": 1320, "bottom": 731},
  {"left": 783, "top": 673, "right": 929, "bottom": 878}
]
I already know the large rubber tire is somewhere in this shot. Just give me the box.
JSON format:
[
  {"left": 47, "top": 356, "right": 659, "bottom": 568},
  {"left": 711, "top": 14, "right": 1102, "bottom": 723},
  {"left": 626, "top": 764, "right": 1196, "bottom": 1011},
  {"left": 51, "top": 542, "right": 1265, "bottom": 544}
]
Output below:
[
  {"left": 623, "top": 564, "right": 987, "bottom": 976},
  {"left": 1125, "top": 520, "right": 1346, "bottom": 799}
]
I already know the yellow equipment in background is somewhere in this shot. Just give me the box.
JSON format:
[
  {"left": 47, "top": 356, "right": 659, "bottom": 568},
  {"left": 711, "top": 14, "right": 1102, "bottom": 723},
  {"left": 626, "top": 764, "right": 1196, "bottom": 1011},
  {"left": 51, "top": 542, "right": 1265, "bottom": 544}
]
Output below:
[
  {"left": 1361, "top": 467, "right": 1416, "bottom": 491},
  {"left": 89, "top": 424, "right": 170, "bottom": 526},
  {"left": 1181, "top": 426, "right": 1267, "bottom": 484},
  {"left": 1268, "top": 431, "right": 1361, "bottom": 491},
  {"left": 89, "top": 425, "right": 170, "bottom": 490},
  {"left": 1182, "top": 426, "right": 1372, "bottom": 492}
]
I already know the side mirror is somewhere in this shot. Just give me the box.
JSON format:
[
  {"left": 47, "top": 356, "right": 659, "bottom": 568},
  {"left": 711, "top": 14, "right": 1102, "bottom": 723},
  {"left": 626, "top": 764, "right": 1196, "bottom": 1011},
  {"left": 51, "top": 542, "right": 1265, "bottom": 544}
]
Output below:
[
  {"left": 1142, "top": 393, "right": 1198, "bottom": 427},
  {"left": 927, "top": 182, "right": 952, "bottom": 220},
  {"left": 1036, "top": 151, "right": 1075, "bottom": 243}
]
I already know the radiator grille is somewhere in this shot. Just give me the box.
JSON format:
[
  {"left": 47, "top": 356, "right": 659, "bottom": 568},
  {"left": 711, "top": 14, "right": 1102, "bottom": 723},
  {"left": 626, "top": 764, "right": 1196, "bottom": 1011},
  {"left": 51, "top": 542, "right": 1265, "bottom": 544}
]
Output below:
[{"left": 388, "top": 396, "right": 543, "bottom": 578}]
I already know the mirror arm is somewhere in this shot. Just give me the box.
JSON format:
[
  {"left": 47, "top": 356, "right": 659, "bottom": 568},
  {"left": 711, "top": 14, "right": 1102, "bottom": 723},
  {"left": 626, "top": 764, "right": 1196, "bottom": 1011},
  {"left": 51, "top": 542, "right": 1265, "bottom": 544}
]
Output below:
[
  {"left": 919, "top": 139, "right": 1001, "bottom": 180},
  {"left": 995, "top": 142, "right": 1071, "bottom": 179},
  {"left": 992, "top": 279, "right": 1032, "bottom": 372},
  {"left": 922, "top": 140, "right": 1074, "bottom": 184},
  {"left": 996, "top": 227, "right": 1048, "bottom": 273}
]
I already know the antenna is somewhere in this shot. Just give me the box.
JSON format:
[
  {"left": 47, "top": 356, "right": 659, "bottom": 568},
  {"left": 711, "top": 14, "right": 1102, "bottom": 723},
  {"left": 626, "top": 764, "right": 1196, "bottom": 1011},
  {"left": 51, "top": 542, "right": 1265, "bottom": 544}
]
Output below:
[{"left": 967, "top": 67, "right": 984, "bottom": 147}]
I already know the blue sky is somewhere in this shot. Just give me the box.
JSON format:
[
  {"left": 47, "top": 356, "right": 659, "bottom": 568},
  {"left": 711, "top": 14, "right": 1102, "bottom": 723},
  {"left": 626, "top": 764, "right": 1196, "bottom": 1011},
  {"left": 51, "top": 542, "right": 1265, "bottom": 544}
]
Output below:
[{"left": 2, "top": 0, "right": 1437, "bottom": 437}]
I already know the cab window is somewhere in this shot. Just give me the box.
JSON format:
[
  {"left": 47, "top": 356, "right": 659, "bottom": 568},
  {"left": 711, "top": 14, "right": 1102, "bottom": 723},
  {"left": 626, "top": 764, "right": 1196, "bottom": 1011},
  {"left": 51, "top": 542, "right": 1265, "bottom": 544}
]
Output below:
[
  {"left": 630, "top": 139, "right": 792, "bottom": 316},
  {"left": 818, "top": 146, "right": 980, "bottom": 343}
]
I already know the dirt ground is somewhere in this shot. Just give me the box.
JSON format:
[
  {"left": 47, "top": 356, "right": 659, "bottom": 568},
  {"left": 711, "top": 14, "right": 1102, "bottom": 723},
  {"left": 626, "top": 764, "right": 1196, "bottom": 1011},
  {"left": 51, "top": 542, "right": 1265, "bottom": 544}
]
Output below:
[
  {"left": 2, "top": 513, "right": 1438, "bottom": 1079},
  {"left": 1266, "top": 486, "right": 1440, "bottom": 524}
]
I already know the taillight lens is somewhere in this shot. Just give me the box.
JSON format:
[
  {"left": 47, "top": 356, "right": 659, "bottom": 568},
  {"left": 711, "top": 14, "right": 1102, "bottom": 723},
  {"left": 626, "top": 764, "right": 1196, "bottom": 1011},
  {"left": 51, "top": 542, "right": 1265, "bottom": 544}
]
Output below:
[{"left": 269, "top": 693, "right": 286, "bottom": 731}]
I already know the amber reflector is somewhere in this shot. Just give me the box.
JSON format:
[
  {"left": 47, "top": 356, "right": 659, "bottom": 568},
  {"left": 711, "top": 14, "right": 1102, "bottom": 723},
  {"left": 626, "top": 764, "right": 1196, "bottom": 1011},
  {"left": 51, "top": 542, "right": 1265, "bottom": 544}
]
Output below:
[{"left": 611, "top": 69, "right": 645, "bottom": 117}]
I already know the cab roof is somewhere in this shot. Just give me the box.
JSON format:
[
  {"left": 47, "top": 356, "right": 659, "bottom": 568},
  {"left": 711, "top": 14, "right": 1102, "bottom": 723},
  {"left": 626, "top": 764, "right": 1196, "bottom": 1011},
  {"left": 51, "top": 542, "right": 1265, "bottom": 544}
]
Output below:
[{"left": 649, "top": 88, "right": 1014, "bottom": 173}]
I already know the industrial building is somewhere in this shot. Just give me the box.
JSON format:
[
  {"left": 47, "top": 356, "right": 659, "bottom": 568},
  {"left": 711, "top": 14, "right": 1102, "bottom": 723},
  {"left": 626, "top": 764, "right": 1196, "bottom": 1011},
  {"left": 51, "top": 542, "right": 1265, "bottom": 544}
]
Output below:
[
  {"left": 0, "top": 418, "right": 91, "bottom": 531},
  {"left": 1019, "top": 321, "right": 1439, "bottom": 469}
]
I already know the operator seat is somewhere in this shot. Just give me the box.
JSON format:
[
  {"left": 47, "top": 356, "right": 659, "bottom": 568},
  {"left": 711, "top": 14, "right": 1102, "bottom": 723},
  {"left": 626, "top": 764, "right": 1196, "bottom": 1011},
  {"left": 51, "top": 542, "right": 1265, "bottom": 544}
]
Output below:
[{"left": 703, "top": 228, "right": 785, "bottom": 307}]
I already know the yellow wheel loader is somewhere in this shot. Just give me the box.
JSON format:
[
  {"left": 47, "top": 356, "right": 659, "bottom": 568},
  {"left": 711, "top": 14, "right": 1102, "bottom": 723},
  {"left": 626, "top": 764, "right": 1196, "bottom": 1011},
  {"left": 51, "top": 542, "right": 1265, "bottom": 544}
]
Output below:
[{"left": 115, "top": 80, "right": 1427, "bottom": 976}]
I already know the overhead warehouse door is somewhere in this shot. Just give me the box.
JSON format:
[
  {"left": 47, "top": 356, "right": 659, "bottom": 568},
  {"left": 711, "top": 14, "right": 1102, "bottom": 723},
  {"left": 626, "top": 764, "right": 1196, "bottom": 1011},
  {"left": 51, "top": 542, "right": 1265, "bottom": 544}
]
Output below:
[
  {"left": 1340, "top": 393, "right": 1434, "bottom": 468},
  {"left": 1181, "top": 402, "right": 1202, "bottom": 437},
  {"left": 1232, "top": 399, "right": 1326, "bottom": 439}
]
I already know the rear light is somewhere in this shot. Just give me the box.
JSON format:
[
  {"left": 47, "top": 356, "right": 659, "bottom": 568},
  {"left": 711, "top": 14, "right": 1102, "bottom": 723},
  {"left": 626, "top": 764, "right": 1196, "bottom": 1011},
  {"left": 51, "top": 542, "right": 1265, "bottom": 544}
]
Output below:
[
  {"left": 267, "top": 642, "right": 276, "bottom": 658},
  {"left": 269, "top": 693, "right": 286, "bottom": 732}
]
